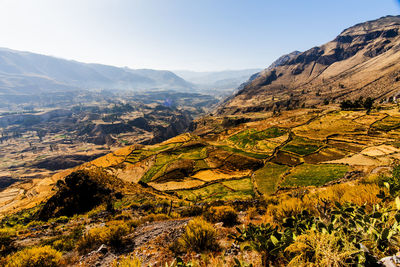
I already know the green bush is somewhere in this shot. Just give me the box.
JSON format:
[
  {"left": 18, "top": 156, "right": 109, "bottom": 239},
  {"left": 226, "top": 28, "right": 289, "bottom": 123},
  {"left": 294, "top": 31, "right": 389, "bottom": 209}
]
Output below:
[
  {"left": 42, "top": 225, "right": 83, "bottom": 252},
  {"left": 5, "top": 246, "right": 62, "bottom": 267},
  {"left": 177, "top": 217, "right": 219, "bottom": 253},
  {"left": 77, "top": 220, "right": 131, "bottom": 254}
]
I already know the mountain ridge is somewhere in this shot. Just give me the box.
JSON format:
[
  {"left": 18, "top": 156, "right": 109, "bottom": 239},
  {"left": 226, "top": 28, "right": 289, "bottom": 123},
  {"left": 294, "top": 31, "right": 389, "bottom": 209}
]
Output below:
[
  {"left": 0, "top": 47, "right": 193, "bottom": 95},
  {"left": 217, "top": 15, "right": 400, "bottom": 114}
]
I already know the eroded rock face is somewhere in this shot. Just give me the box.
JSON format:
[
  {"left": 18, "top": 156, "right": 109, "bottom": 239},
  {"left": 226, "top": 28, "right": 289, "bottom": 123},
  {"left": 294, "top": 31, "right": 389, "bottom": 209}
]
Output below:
[{"left": 218, "top": 16, "right": 400, "bottom": 115}]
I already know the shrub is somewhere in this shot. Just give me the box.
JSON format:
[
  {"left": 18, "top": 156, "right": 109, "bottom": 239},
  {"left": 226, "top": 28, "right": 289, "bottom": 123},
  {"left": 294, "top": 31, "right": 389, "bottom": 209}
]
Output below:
[
  {"left": 5, "top": 246, "right": 62, "bottom": 267},
  {"left": 112, "top": 255, "right": 141, "bottom": 267},
  {"left": 285, "top": 230, "right": 359, "bottom": 266},
  {"left": 203, "top": 206, "right": 239, "bottom": 227},
  {"left": 246, "top": 207, "right": 259, "bottom": 221},
  {"left": 177, "top": 217, "right": 219, "bottom": 253},
  {"left": 42, "top": 225, "right": 83, "bottom": 252},
  {"left": 180, "top": 205, "right": 203, "bottom": 217},
  {"left": 340, "top": 97, "right": 374, "bottom": 111},
  {"left": 77, "top": 220, "right": 131, "bottom": 253},
  {"left": 0, "top": 228, "right": 16, "bottom": 256},
  {"left": 266, "top": 196, "right": 316, "bottom": 223}
]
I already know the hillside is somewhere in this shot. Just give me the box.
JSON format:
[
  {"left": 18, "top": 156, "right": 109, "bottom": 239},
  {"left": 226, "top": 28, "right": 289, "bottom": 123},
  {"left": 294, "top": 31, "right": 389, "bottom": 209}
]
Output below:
[
  {"left": 3, "top": 103, "right": 400, "bottom": 213},
  {"left": 0, "top": 48, "right": 193, "bottom": 96},
  {"left": 218, "top": 15, "right": 400, "bottom": 114},
  {"left": 3, "top": 16, "right": 400, "bottom": 266},
  {"left": 2, "top": 103, "right": 400, "bottom": 265}
]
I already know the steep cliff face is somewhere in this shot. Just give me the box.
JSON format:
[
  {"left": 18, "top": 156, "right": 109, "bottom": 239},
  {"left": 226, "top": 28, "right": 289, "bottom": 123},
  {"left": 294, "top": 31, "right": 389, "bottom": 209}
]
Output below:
[{"left": 218, "top": 16, "right": 400, "bottom": 114}]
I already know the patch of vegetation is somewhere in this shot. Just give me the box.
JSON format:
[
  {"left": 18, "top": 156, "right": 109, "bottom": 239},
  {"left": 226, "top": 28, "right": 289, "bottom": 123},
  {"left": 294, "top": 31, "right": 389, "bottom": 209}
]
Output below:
[
  {"left": 282, "top": 164, "right": 348, "bottom": 187},
  {"left": 0, "top": 228, "right": 17, "bottom": 257},
  {"left": 77, "top": 220, "right": 132, "bottom": 254},
  {"left": 229, "top": 127, "right": 286, "bottom": 149},
  {"left": 125, "top": 150, "right": 155, "bottom": 164},
  {"left": 340, "top": 97, "right": 374, "bottom": 110},
  {"left": 216, "top": 145, "right": 269, "bottom": 159},
  {"left": 41, "top": 225, "right": 83, "bottom": 252},
  {"left": 203, "top": 205, "right": 238, "bottom": 227},
  {"left": 372, "top": 116, "right": 400, "bottom": 131},
  {"left": 177, "top": 178, "right": 254, "bottom": 201},
  {"left": 254, "top": 163, "right": 290, "bottom": 195},
  {"left": 174, "top": 218, "right": 219, "bottom": 253},
  {"left": 222, "top": 178, "right": 254, "bottom": 194},
  {"left": 281, "top": 136, "right": 323, "bottom": 156},
  {"left": 36, "top": 169, "right": 124, "bottom": 220},
  {"left": 141, "top": 164, "right": 165, "bottom": 183},
  {"left": 233, "top": 197, "right": 400, "bottom": 266},
  {"left": 112, "top": 255, "right": 142, "bottom": 267},
  {"left": 168, "top": 143, "right": 207, "bottom": 160},
  {"left": 0, "top": 206, "right": 41, "bottom": 227},
  {"left": 147, "top": 143, "right": 181, "bottom": 153},
  {"left": 4, "top": 245, "right": 62, "bottom": 267},
  {"left": 193, "top": 159, "right": 209, "bottom": 171}
]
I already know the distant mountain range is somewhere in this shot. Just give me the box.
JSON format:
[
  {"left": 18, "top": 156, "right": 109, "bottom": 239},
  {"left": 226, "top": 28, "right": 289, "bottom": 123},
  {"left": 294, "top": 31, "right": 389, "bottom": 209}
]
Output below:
[
  {"left": 174, "top": 69, "right": 262, "bottom": 93},
  {"left": 0, "top": 48, "right": 193, "bottom": 95},
  {"left": 218, "top": 15, "right": 400, "bottom": 114}
]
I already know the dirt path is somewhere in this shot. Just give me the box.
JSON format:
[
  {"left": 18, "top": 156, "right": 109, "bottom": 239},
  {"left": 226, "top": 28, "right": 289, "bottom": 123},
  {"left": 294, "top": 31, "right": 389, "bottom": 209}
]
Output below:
[{"left": 131, "top": 218, "right": 190, "bottom": 248}]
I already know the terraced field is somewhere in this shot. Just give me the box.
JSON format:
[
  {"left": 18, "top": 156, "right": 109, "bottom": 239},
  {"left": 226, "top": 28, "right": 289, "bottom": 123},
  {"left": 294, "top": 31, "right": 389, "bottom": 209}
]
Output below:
[
  {"left": 281, "top": 164, "right": 349, "bottom": 187},
  {"left": 3, "top": 106, "right": 400, "bottom": 213}
]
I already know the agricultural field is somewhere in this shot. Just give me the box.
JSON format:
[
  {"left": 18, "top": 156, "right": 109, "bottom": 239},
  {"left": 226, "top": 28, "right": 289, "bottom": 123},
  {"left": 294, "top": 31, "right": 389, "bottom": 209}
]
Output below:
[
  {"left": 371, "top": 115, "right": 400, "bottom": 131},
  {"left": 176, "top": 177, "right": 254, "bottom": 201},
  {"left": 254, "top": 163, "right": 290, "bottom": 195},
  {"left": 282, "top": 135, "right": 324, "bottom": 156},
  {"left": 3, "top": 106, "right": 400, "bottom": 213},
  {"left": 281, "top": 163, "right": 349, "bottom": 187},
  {"left": 228, "top": 127, "right": 286, "bottom": 150}
]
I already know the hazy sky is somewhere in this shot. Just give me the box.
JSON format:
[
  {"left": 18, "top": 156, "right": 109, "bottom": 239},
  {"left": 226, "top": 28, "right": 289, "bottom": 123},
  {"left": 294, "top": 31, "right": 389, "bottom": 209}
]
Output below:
[{"left": 0, "top": 0, "right": 399, "bottom": 71}]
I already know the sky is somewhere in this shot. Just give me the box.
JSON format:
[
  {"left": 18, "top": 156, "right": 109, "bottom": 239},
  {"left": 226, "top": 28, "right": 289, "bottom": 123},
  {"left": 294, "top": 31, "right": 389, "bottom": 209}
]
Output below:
[{"left": 0, "top": 0, "right": 399, "bottom": 71}]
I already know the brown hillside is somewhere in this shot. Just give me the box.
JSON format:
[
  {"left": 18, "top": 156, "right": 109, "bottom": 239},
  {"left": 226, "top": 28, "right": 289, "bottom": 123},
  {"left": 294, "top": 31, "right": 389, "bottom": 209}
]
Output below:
[{"left": 218, "top": 15, "right": 400, "bottom": 114}]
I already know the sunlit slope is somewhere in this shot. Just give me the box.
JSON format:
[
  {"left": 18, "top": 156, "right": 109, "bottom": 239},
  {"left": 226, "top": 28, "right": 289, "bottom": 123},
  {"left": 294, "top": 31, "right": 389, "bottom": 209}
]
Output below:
[
  {"left": 2, "top": 106, "right": 400, "bottom": 215},
  {"left": 218, "top": 16, "right": 400, "bottom": 114}
]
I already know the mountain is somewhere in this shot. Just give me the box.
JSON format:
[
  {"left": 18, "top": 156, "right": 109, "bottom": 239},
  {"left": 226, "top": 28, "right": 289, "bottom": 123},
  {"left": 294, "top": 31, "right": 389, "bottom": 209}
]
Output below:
[
  {"left": 174, "top": 69, "right": 261, "bottom": 94},
  {"left": 217, "top": 15, "right": 400, "bottom": 114},
  {"left": 4, "top": 16, "right": 400, "bottom": 267},
  {"left": 266, "top": 50, "right": 302, "bottom": 70},
  {"left": 0, "top": 48, "right": 193, "bottom": 96}
]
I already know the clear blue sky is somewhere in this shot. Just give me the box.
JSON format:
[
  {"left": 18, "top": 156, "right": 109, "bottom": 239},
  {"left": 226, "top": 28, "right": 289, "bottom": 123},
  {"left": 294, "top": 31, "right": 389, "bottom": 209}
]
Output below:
[{"left": 0, "top": 0, "right": 399, "bottom": 71}]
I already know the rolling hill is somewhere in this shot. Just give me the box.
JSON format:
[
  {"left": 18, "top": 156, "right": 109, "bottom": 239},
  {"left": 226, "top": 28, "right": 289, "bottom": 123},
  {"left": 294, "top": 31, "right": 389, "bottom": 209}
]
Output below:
[{"left": 0, "top": 47, "right": 193, "bottom": 96}]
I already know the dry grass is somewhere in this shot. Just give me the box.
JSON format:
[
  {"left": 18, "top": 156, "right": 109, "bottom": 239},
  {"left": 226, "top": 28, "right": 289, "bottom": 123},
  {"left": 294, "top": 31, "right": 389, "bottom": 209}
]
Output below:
[
  {"left": 285, "top": 229, "right": 359, "bottom": 266},
  {"left": 264, "top": 182, "right": 382, "bottom": 223}
]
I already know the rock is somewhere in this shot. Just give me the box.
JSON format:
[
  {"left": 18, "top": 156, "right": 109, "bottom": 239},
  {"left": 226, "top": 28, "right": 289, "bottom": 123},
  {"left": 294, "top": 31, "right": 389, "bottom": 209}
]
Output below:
[
  {"left": 378, "top": 252, "right": 400, "bottom": 267},
  {"left": 96, "top": 244, "right": 108, "bottom": 254},
  {"left": 214, "top": 222, "right": 223, "bottom": 227},
  {"left": 225, "top": 243, "right": 240, "bottom": 256}
]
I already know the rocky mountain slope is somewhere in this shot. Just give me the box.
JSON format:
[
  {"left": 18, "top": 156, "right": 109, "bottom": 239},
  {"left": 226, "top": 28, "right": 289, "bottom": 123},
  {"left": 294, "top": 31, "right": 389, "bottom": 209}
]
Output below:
[
  {"left": 218, "top": 15, "right": 400, "bottom": 114},
  {"left": 0, "top": 48, "right": 193, "bottom": 96}
]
